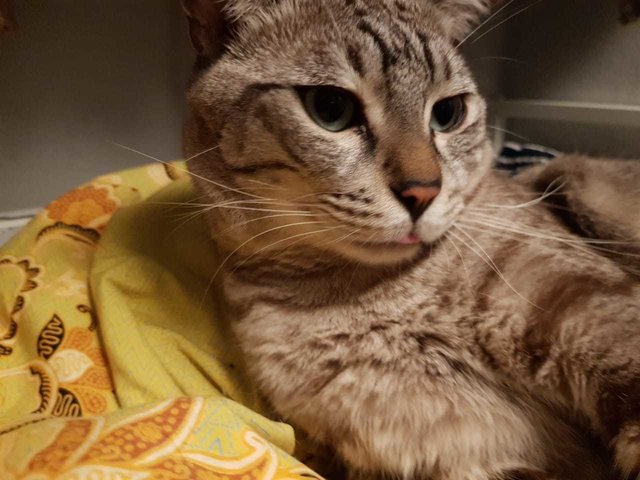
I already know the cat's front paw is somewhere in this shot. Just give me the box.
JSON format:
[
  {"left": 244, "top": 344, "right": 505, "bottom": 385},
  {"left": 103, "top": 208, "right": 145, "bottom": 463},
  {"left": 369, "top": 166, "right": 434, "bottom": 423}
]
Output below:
[{"left": 613, "top": 422, "right": 640, "bottom": 476}]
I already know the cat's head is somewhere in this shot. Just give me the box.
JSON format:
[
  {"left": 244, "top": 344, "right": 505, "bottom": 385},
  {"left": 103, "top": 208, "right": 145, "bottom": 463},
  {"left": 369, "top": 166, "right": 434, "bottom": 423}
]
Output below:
[{"left": 183, "top": 0, "right": 493, "bottom": 266}]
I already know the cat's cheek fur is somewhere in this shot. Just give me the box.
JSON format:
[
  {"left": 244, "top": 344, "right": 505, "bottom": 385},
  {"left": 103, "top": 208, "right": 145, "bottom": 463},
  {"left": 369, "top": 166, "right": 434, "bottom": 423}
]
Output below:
[
  {"left": 416, "top": 142, "right": 493, "bottom": 244},
  {"left": 415, "top": 195, "right": 461, "bottom": 244}
]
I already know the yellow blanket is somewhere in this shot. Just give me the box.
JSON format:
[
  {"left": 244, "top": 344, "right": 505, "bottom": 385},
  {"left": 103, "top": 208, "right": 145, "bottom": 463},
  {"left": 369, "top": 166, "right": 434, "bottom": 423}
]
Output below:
[{"left": 0, "top": 163, "right": 320, "bottom": 479}]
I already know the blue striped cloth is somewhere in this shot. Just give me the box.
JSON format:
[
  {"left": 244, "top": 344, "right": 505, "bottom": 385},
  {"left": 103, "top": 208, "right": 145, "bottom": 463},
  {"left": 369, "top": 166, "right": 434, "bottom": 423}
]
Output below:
[{"left": 496, "top": 142, "right": 559, "bottom": 176}]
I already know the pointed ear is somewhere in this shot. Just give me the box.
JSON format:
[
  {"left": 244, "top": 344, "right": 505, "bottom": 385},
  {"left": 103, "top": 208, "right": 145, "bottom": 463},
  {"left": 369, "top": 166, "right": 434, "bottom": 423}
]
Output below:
[
  {"left": 181, "top": 0, "right": 232, "bottom": 60},
  {"left": 433, "top": 0, "right": 492, "bottom": 43}
]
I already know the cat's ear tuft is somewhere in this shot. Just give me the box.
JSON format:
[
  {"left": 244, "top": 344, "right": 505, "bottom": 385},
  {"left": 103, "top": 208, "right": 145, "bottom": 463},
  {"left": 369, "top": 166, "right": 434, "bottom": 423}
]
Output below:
[{"left": 432, "top": 0, "right": 492, "bottom": 43}]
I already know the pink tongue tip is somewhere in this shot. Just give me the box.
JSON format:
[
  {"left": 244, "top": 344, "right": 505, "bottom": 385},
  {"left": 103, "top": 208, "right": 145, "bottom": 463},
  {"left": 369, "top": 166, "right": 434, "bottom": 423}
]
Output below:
[{"left": 397, "top": 234, "right": 421, "bottom": 245}]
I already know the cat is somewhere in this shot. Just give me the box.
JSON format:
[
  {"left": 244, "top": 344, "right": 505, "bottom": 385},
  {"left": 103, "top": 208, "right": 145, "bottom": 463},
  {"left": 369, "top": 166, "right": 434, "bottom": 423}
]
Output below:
[{"left": 180, "top": 1, "right": 640, "bottom": 478}]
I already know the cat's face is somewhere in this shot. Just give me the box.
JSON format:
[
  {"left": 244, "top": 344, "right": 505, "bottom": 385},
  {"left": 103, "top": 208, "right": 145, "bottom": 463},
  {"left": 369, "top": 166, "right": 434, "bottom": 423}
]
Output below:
[{"left": 184, "top": 0, "right": 492, "bottom": 266}]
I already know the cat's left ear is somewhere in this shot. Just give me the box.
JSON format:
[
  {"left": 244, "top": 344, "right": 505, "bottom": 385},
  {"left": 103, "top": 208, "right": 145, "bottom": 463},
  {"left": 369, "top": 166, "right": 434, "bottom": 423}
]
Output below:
[
  {"left": 432, "top": 0, "right": 492, "bottom": 43},
  {"left": 181, "top": 0, "right": 277, "bottom": 62},
  {"left": 181, "top": 0, "right": 231, "bottom": 60}
]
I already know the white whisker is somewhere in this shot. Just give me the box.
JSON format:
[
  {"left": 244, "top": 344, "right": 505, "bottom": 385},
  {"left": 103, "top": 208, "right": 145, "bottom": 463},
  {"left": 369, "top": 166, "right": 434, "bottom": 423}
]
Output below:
[
  {"left": 458, "top": 220, "right": 640, "bottom": 275},
  {"left": 487, "top": 125, "right": 531, "bottom": 142},
  {"left": 158, "top": 198, "right": 306, "bottom": 209},
  {"left": 457, "top": 0, "right": 517, "bottom": 47},
  {"left": 470, "top": 0, "right": 544, "bottom": 46},
  {"left": 185, "top": 145, "right": 221, "bottom": 163},
  {"left": 216, "top": 212, "right": 324, "bottom": 237},
  {"left": 111, "top": 142, "right": 269, "bottom": 200},
  {"left": 445, "top": 234, "right": 469, "bottom": 278},
  {"left": 450, "top": 225, "right": 542, "bottom": 310},
  {"left": 216, "top": 205, "right": 310, "bottom": 214},
  {"left": 476, "top": 178, "right": 566, "bottom": 211},
  {"left": 315, "top": 228, "right": 362, "bottom": 248},
  {"left": 233, "top": 227, "right": 339, "bottom": 273},
  {"left": 167, "top": 202, "right": 312, "bottom": 217},
  {"left": 245, "top": 178, "right": 285, "bottom": 191},
  {"left": 466, "top": 212, "right": 637, "bottom": 248},
  {"left": 200, "top": 220, "right": 328, "bottom": 306}
]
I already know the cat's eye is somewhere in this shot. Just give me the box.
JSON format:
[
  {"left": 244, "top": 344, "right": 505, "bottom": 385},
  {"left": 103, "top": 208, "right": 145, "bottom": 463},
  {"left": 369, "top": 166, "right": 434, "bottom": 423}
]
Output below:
[
  {"left": 301, "top": 86, "right": 360, "bottom": 132},
  {"left": 430, "top": 95, "right": 467, "bottom": 133}
]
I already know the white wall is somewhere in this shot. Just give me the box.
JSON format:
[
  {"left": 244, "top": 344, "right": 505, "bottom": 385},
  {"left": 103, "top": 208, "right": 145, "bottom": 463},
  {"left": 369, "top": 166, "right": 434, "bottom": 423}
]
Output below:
[
  {"left": 500, "top": 0, "right": 640, "bottom": 156},
  {"left": 0, "top": 1, "right": 192, "bottom": 211}
]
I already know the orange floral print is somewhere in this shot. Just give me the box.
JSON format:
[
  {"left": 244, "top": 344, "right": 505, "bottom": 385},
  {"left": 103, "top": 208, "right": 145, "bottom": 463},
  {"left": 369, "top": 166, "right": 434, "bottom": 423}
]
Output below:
[{"left": 46, "top": 185, "right": 119, "bottom": 230}]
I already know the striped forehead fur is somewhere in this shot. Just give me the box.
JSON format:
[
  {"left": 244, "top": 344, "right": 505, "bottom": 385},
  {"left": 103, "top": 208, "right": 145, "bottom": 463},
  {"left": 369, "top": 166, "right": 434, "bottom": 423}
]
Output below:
[{"left": 222, "top": 0, "right": 491, "bottom": 42}]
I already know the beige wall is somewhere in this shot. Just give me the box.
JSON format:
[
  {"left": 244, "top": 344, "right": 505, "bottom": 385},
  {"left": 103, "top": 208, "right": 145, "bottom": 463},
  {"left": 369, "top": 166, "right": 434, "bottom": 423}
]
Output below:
[
  {"left": 501, "top": 0, "right": 640, "bottom": 156},
  {"left": 504, "top": 0, "right": 640, "bottom": 104},
  {"left": 0, "top": 1, "right": 192, "bottom": 211}
]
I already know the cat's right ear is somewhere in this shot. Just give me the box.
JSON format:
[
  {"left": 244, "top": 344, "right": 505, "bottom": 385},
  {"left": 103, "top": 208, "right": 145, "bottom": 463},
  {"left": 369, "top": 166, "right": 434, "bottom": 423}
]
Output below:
[
  {"left": 181, "top": 0, "right": 232, "bottom": 61},
  {"left": 431, "top": 0, "right": 492, "bottom": 43}
]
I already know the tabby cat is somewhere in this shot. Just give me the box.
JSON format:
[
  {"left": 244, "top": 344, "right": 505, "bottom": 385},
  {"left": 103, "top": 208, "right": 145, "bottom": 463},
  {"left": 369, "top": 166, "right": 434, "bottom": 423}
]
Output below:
[{"left": 180, "top": 1, "right": 640, "bottom": 478}]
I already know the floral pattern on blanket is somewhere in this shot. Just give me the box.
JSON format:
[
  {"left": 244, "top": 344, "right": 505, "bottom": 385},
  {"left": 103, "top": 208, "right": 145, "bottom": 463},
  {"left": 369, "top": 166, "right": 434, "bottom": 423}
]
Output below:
[
  {"left": 0, "top": 162, "right": 320, "bottom": 479},
  {"left": 2, "top": 397, "right": 314, "bottom": 480}
]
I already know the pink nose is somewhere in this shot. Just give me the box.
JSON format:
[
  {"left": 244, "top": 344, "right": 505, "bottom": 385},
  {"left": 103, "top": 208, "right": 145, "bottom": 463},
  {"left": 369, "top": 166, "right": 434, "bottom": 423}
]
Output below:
[{"left": 393, "top": 181, "right": 441, "bottom": 221}]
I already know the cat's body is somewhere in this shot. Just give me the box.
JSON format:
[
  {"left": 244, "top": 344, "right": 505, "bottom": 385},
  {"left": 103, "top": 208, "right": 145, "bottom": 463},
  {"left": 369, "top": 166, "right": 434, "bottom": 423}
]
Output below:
[
  {"left": 180, "top": 0, "right": 640, "bottom": 478},
  {"left": 225, "top": 170, "right": 634, "bottom": 479}
]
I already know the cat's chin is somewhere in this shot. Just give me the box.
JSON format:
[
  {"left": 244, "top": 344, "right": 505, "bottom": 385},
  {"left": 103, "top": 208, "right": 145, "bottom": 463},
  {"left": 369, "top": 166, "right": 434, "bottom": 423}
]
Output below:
[{"left": 331, "top": 240, "right": 427, "bottom": 267}]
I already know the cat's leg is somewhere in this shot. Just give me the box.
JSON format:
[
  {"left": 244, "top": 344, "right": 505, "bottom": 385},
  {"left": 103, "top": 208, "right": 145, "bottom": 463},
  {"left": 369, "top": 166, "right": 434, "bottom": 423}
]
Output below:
[
  {"left": 346, "top": 470, "right": 383, "bottom": 480},
  {"left": 293, "top": 432, "right": 347, "bottom": 479},
  {"left": 347, "top": 470, "right": 510, "bottom": 480},
  {"left": 489, "top": 470, "right": 559, "bottom": 480},
  {"left": 551, "top": 295, "right": 640, "bottom": 475},
  {"left": 347, "top": 467, "right": 568, "bottom": 480},
  {"left": 481, "top": 284, "right": 640, "bottom": 476},
  {"left": 443, "top": 469, "right": 562, "bottom": 480},
  {"left": 514, "top": 155, "right": 640, "bottom": 473}
]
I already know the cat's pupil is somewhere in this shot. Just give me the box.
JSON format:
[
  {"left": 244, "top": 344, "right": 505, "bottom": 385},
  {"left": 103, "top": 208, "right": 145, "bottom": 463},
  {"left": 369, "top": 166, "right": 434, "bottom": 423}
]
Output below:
[
  {"left": 430, "top": 95, "right": 466, "bottom": 133},
  {"left": 315, "top": 89, "right": 348, "bottom": 124},
  {"left": 434, "top": 99, "right": 455, "bottom": 125}
]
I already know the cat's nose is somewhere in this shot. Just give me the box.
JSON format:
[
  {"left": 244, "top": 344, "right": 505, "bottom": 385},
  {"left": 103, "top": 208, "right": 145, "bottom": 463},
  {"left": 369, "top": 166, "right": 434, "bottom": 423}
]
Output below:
[{"left": 392, "top": 181, "right": 441, "bottom": 221}]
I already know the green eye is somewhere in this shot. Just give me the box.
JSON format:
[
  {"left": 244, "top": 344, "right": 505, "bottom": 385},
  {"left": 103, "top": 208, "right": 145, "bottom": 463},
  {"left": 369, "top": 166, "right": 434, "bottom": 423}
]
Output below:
[
  {"left": 302, "top": 87, "right": 359, "bottom": 132},
  {"left": 430, "top": 95, "right": 466, "bottom": 133}
]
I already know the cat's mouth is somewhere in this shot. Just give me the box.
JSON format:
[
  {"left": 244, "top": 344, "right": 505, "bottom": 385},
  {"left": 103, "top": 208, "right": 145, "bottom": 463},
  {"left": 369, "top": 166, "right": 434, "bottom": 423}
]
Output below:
[
  {"left": 395, "top": 234, "right": 423, "bottom": 245},
  {"left": 337, "top": 233, "right": 429, "bottom": 266}
]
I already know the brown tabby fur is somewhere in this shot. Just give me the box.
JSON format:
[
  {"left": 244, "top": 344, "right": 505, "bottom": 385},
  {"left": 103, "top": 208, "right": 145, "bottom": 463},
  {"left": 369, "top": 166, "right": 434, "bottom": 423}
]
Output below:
[{"left": 180, "top": 1, "right": 640, "bottom": 478}]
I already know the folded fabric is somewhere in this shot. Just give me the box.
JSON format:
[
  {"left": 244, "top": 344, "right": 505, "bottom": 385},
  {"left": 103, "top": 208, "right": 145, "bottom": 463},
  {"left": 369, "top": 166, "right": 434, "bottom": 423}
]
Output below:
[{"left": 0, "top": 162, "right": 321, "bottom": 479}]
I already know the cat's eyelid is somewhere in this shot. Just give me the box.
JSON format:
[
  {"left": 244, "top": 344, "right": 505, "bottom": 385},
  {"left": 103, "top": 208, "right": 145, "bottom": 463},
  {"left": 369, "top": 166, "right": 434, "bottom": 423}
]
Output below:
[
  {"left": 431, "top": 91, "right": 472, "bottom": 103},
  {"left": 424, "top": 91, "right": 474, "bottom": 117},
  {"left": 294, "top": 85, "right": 366, "bottom": 112},
  {"left": 294, "top": 84, "right": 359, "bottom": 95}
]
